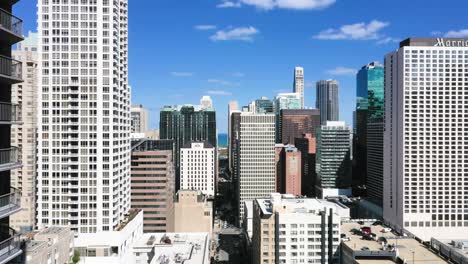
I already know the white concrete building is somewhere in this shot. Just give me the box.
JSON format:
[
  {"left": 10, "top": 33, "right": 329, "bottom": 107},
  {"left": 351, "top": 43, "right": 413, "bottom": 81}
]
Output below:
[
  {"left": 237, "top": 111, "right": 276, "bottom": 225},
  {"left": 132, "top": 232, "right": 211, "bottom": 264},
  {"left": 384, "top": 38, "right": 468, "bottom": 241},
  {"left": 293, "top": 67, "right": 305, "bottom": 108},
  {"left": 252, "top": 193, "right": 350, "bottom": 264},
  {"left": 10, "top": 31, "right": 38, "bottom": 232},
  {"left": 180, "top": 142, "right": 216, "bottom": 197},
  {"left": 200, "top": 95, "right": 213, "bottom": 110},
  {"left": 131, "top": 104, "right": 149, "bottom": 133},
  {"left": 37, "top": 0, "right": 131, "bottom": 233}
]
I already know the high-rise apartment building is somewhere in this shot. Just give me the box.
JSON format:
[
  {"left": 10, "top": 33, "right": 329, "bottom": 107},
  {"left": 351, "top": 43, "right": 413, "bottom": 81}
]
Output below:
[
  {"left": 0, "top": 0, "right": 24, "bottom": 261},
  {"left": 293, "top": 66, "right": 305, "bottom": 108},
  {"left": 229, "top": 111, "right": 241, "bottom": 181},
  {"left": 384, "top": 38, "right": 468, "bottom": 240},
  {"left": 180, "top": 141, "right": 215, "bottom": 197},
  {"left": 131, "top": 139, "right": 174, "bottom": 233},
  {"left": 167, "top": 190, "right": 213, "bottom": 234},
  {"left": 237, "top": 111, "right": 275, "bottom": 225},
  {"left": 10, "top": 32, "right": 38, "bottom": 232},
  {"left": 252, "top": 193, "right": 349, "bottom": 264},
  {"left": 354, "top": 62, "right": 385, "bottom": 204},
  {"left": 316, "top": 80, "right": 339, "bottom": 124},
  {"left": 228, "top": 101, "right": 239, "bottom": 174},
  {"left": 279, "top": 109, "right": 320, "bottom": 144},
  {"left": 274, "top": 93, "right": 301, "bottom": 114},
  {"left": 316, "top": 121, "right": 352, "bottom": 198},
  {"left": 37, "top": 0, "right": 131, "bottom": 233},
  {"left": 131, "top": 104, "right": 149, "bottom": 133},
  {"left": 160, "top": 100, "right": 216, "bottom": 191},
  {"left": 274, "top": 144, "right": 302, "bottom": 196},
  {"left": 294, "top": 134, "right": 317, "bottom": 197}
]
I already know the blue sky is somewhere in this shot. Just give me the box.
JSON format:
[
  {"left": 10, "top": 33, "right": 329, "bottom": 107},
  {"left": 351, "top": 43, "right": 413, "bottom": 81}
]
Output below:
[{"left": 15, "top": 0, "right": 468, "bottom": 132}]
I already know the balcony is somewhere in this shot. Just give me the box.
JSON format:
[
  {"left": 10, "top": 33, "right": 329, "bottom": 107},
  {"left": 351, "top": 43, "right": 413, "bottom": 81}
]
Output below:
[
  {"left": 0, "top": 55, "right": 22, "bottom": 84},
  {"left": 0, "top": 188, "right": 20, "bottom": 219},
  {"left": 0, "top": 226, "right": 22, "bottom": 264},
  {"left": 0, "top": 147, "right": 21, "bottom": 172},
  {"left": 0, "top": 8, "right": 23, "bottom": 45},
  {"left": 0, "top": 102, "right": 20, "bottom": 125}
]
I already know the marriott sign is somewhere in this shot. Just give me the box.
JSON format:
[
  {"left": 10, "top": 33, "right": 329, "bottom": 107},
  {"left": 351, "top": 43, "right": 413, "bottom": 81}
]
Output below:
[{"left": 435, "top": 38, "right": 468, "bottom": 47}]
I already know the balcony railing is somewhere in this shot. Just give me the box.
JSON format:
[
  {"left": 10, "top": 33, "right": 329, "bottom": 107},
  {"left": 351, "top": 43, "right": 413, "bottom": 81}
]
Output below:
[
  {"left": 0, "top": 226, "right": 21, "bottom": 264},
  {"left": 0, "top": 103, "right": 20, "bottom": 124},
  {"left": 0, "top": 55, "right": 22, "bottom": 83},
  {"left": 0, "top": 188, "right": 20, "bottom": 219},
  {"left": 0, "top": 8, "right": 22, "bottom": 37},
  {"left": 0, "top": 147, "right": 20, "bottom": 172}
]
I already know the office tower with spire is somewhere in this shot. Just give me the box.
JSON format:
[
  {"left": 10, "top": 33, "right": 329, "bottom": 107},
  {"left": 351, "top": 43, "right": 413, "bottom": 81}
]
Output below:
[
  {"left": 0, "top": 0, "right": 24, "bottom": 261},
  {"left": 10, "top": 32, "right": 38, "bottom": 232},
  {"left": 316, "top": 80, "right": 339, "bottom": 124},
  {"left": 37, "top": 0, "right": 131, "bottom": 233},
  {"left": 293, "top": 67, "right": 304, "bottom": 108},
  {"left": 384, "top": 38, "right": 468, "bottom": 241}
]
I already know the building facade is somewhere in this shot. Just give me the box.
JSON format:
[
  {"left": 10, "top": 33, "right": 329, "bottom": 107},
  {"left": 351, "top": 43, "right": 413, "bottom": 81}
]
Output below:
[
  {"left": 167, "top": 190, "right": 213, "bottom": 234},
  {"left": 25, "top": 227, "right": 74, "bottom": 264},
  {"left": 131, "top": 104, "right": 149, "bottom": 133},
  {"left": 354, "top": 62, "right": 385, "bottom": 204},
  {"left": 255, "top": 96, "right": 274, "bottom": 114},
  {"left": 0, "top": 0, "right": 25, "bottom": 262},
  {"left": 294, "top": 134, "right": 317, "bottom": 197},
  {"left": 10, "top": 31, "right": 38, "bottom": 232},
  {"left": 293, "top": 66, "right": 305, "bottom": 108},
  {"left": 252, "top": 193, "right": 349, "bottom": 264},
  {"left": 229, "top": 111, "right": 241, "bottom": 181},
  {"left": 228, "top": 101, "right": 239, "bottom": 174},
  {"left": 275, "top": 144, "right": 302, "bottom": 196},
  {"left": 180, "top": 141, "right": 215, "bottom": 197},
  {"left": 279, "top": 109, "right": 320, "bottom": 144},
  {"left": 316, "top": 121, "right": 352, "bottom": 198},
  {"left": 274, "top": 93, "right": 301, "bottom": 115},
  {"left": 160, "top": 101, "right": 216, "bottom": 191},
  {"left": 37, "top": 0, "right": 131, "bottom": 233},
  {"left": 131, "top": 140, "right": 174, "bottom": 233},
  {"left": 237, "top": 111, "right": 275, "bottom": 225},
  {"left": 384, "top": 38, "right": 468, "bottom": 241},
  {"left": 316, "top": 79, "right": 339, "bottom": 124}
]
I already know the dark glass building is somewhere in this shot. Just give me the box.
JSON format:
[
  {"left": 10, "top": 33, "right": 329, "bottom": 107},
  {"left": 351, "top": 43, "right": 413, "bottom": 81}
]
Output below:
[
  {"left": 254, "top": 97, "right": 274, "bottom": 114},
  {"left": 316, "top": 80, "right": 339, "bottom": 125},
  {"left": 160, "top": 104, "right": 216, "bottom": 191},
  {"left": 354, "top": 62, "right": 384, "bottom": 204},
  {"left": 279, "top": 109, "right": 320, "bottom": 144}
]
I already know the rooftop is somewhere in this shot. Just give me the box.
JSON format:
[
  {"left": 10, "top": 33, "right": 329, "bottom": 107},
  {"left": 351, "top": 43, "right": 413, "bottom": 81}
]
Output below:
[
  {"left": 133, "top": 233, "right": 210, "bottom": 264},
  {"left": 341, "top": 220, "right": 447, "bottom": 264}
]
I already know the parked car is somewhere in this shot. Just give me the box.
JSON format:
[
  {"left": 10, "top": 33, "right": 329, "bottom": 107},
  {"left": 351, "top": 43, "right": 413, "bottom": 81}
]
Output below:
[
  {"left": 361, "top": 246, "right": 370, "bottom": 251},
  {"left": 372, "top": 221, "right": 383, "bottom": 226},
  {"left": 361, "top": 226, "right": 372, "bottom": 234},
  {"left": 381, "top": 228, "right": 392, "bottom": 233}
]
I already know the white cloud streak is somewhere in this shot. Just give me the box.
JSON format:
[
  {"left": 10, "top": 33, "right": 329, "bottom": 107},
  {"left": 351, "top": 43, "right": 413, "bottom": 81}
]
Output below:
[
  {"left": 315, "top": 20, "right": 389, "bottom": 40},
  {"left": 194, "top": 25, "right": 217, "bottom": 30},
  {"left": 206, "top": 90, "right": 233, "bottom": 96},
  {"left": 210, "top": 26, "right": 259, "bottom": 42},
  {"left": 217, "top": 0, "right": 335, "bottom": 10},
  {"left": 326, "top": 67, "right": 357, "bottom": 76},
  {"left": 208, "top": 79, "right": 240, "bottom": 86},
  {"left": 444, "top": 29, "right": 468, "bottom": 38},
  {"left": 171, "top": 72, "right": 194, "bottom": 77}
]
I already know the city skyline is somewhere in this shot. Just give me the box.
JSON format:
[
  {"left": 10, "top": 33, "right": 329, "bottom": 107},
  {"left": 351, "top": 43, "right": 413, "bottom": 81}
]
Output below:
[{"left": 13, "top": 0, "right": 468, "bottom": 132}]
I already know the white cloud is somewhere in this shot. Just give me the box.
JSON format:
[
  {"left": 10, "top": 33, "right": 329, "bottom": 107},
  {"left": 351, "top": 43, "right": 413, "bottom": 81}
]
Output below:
[
  {"left": 326, "top": 67, "right": 357, "bottom": 76},
  {"left": 444, "top": 29, "right": 468, "bottom": 38},
  {"left": 208, "top": 79, "right": 240, "bottom": 86},
  {"left": 210, "top": 26, "right": 259, "bottom": 42},
  {"left": 171, "top": 72, "right": 194, "bottom": 77},
  {"left": 194, "top": 25, "right": 217, "bottom": 30},
  {"left": 315, "top": 20, "right": 389, "bottom": 40},
  {"left": 376, "top": 37, "right": 399, "bottom": 45},
  {"left": 217, "top": 1, "right": 242, "bottom": 8},
  {"left": 218, "top": 0, "right": 335, "bottom": 10},
  {"left": 206, "top": 90, "right": 233, "bottom": 96},
  {"left": 232, "top": 72, "right": 245, "bottom": 77}
]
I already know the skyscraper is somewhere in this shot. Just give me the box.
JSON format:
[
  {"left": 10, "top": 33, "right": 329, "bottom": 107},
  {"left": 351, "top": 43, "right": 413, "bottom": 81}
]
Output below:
[
  {"left": 237, "top": 111, "right": 275, "bottom": 225},
  {"left": 0, "top": 0, "right": 24, "bottom": 261},
  {"left": 279, "top": 109, "right": 320, "bottom": 144},
  {"left": 131, "top": 139, "right": 174, "bottom": 233},
  {"left": 228, "top": 101, "right": 239, "bottom": 174},
  {"left": 316, "top": 80, "right": 339, "bottom": 124},
  {"left": 131, "top": 104, "right": 149, "bottom": 133},
  {"left": 294, "top": 134, "right": 317, "bottom": 197},
  {"left": 293, "top": 66, "right": 305, "bottom": 108},
  {"left": 254, "top": 96, "right": 274, "bottom": 113},
  {"left": 274, "top": 144, "right": 302, "bottom": 196},
  {"left": 160, "top": 99, "right": 216, "bottom": 191},
  {"left": 180, "top": 141, "right": 215, "bottom": 197},
  {"left": 315, "top": 121, "right": 352, "bottom": 198},
  {"left": 200, "top": 95, "right": 213, "bottom": 110},
  {"left": 384, "top": 38, "right": 468, "bottom": 241},
  {"left": 37, "top": 0, "right": 131, "bottom": 233},
  {"left": 274, "top": 93, "right": 301, "bottom": 143},
  {"left": 355, "top": 62, "right": 385, "bottom": 204},
  {"left": 10, "top": 32, "right": 38, "bottom": 232}
]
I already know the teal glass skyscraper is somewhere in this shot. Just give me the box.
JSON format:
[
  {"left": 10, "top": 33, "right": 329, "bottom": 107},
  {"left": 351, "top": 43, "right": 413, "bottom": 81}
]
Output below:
[{"left": 354, "top": 62, "right": 384, "bottom": 205}]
